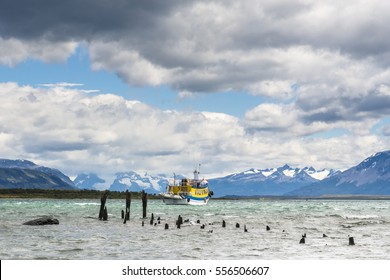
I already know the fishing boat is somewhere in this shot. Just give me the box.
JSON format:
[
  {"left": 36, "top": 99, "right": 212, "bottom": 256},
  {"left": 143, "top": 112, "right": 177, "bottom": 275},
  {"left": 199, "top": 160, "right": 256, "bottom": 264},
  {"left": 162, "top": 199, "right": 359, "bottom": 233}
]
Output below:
[{"left": 159, "top": 166, "right": 213, "bottom": 205}]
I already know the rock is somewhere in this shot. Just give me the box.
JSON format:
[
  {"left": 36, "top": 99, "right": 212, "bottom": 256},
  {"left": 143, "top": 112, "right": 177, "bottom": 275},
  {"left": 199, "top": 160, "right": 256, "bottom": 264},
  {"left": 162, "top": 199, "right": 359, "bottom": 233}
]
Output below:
[{"left": 23, "top": 216, "right": 59, "bottom": 226}]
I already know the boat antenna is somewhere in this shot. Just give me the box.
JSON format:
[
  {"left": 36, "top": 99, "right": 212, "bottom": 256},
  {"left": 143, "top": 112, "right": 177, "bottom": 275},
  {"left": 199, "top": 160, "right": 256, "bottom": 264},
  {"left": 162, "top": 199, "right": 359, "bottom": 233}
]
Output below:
[{"left": 194, "top": 164, "right": 201, "bottom": 181}]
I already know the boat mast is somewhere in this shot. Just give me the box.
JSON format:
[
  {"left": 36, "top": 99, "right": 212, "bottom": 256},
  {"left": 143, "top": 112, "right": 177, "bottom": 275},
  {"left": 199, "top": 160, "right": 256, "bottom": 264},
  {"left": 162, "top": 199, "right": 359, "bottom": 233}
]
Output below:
[{"left": 194, "top": 164, "right": 201, "bottom": 182}]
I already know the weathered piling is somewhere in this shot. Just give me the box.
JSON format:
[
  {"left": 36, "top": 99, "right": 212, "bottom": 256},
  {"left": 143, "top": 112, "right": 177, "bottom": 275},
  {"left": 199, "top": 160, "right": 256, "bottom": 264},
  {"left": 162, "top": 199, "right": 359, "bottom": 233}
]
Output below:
[
  {"left": 103, "top": 206, "right": 108, "bottom": 221},
  {"left": 299, "top": 237, "right": 305, "bottom": 244},
  {"left": 244, "top": 225, "right": 248, "bottom": 232},
  {"left": 236, "top": 223, "right": 240, "bottom": 228},
  {"left": 125, "top": 190, "right": 131, "bottom": 221},
  {"left": 141, "top": 190, "right": 148, "bottom": 219},
  {"left": 99, "top": 190, "right": 109, "bottom": 220},
  {"left": 222, "top": 220, "right": 226, "bottom": 228},
  {"left": 121, "top": 210, "right": 124, "bottom": 219},
  {"left": 149, "top": 213, "right": 154, "bottom": 225},
  {"left": 349, "top": 236, "right": 355, "bottom": 245},
  {"left": 266, "top": 225, "right": 270, "bottom": 231},
  {"left": 176, "top": 215, "right": 183, "bottom": 229},
  {"left": 165, "top": 223, "right": 169, "bottom": 230}
]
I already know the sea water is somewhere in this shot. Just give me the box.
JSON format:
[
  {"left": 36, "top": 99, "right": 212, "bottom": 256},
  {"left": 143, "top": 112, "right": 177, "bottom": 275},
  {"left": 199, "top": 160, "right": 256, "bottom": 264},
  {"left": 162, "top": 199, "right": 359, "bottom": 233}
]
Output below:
[{"left": 1, "top": 198, "right": 390, "bottom": 260}]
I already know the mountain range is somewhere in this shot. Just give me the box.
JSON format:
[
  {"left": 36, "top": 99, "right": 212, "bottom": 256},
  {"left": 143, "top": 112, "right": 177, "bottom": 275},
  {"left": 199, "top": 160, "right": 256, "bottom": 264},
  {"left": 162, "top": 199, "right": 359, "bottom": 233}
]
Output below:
[
  {"left": 208, "top": 165, "right": 339, "bottom": 197},
  {"left": 288, "top": 151, "right": 390, "bottom": 196},
  {"left": 0, "top": 159, "right": 75, "bottom": 190},
  {"left": 2, "top": 151, "right": 390, "bottom": 196}
]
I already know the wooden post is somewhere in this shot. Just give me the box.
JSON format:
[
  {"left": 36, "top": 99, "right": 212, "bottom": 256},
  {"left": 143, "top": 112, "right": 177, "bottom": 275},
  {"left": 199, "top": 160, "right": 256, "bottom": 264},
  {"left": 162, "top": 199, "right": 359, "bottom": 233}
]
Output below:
[
  {"left": 142, "top": 190, "right": 147, "bottom": 218},
  {"left": 99, "top": 190, "right": 109, "bottom": 220},
  {"left": 125, "top": 190, "right": 131, "bottom": 221},
  {"left": 222, "top": 220, "right": 226, "bottom": 228},
  {"left": 349, "top": 236, "right": 355, "bottom": 245},
  {"left": 121, "top": 210, "right": 124, "bottom": 219},
  {"left": 103, "top": 206, "right": 108, "bottom": 221},
  {"left": 176, "top": 215, "right": 183, "bottom": 229},
  {"left": 150, "top": 213, "right": 154, "bottom": 225}
]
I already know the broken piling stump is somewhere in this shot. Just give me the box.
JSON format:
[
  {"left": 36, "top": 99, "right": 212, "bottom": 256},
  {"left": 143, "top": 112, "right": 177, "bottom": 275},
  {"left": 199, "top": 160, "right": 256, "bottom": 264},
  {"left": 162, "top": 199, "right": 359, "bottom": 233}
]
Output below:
[
  {"left": 141, "top": 190, "right": 148, "bottom": 218},
  {"left": 125, "top": 190, "right": 131, "bottom": 221},
  {"left": 103, "top": 206, "right": 108, "bottom": 221},
  {"left": 176, "top": 215, "right": 183, "bottom": 229},
  {"left": 99, "top": 190, "right": 109, "bottom": 220}
]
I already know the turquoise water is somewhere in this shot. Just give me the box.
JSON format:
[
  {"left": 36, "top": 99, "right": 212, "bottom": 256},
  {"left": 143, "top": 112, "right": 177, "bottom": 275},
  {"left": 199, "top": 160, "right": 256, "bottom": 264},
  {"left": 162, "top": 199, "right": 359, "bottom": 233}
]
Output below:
[{"left": 1, "top": 198, "right": 390, "bottom": 259}]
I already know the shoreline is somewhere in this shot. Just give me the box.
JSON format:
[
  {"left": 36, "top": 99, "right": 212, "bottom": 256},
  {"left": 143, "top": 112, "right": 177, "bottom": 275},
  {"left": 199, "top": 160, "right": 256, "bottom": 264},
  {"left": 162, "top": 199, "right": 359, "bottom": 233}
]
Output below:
[
  {"left": 0, "top": 188, "right": 159, "bottom": 199},
  {"left": 1, "top": 188, "right": 390, "bottom": 200}
]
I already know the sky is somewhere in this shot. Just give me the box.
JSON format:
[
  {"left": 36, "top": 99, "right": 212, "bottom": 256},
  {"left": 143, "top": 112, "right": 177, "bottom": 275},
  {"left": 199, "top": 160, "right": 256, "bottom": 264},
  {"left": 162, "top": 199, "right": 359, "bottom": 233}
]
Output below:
[{"left": 1, "top": 0, "right": 390, "bottom": 183}]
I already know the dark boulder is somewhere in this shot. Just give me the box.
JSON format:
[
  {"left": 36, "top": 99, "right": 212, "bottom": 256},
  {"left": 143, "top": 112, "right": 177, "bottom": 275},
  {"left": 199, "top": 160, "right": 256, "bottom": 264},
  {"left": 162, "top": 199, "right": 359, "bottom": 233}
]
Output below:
[{"left": 23, "top": 216, "right": 59, "bottom": 226}]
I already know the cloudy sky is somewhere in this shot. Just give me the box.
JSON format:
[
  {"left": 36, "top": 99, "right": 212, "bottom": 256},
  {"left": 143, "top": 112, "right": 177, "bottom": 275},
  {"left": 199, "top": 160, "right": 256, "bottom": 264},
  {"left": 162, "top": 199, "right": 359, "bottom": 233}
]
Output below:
[{"left": 1, "top": 0, "right": 390, "bottom": 182}]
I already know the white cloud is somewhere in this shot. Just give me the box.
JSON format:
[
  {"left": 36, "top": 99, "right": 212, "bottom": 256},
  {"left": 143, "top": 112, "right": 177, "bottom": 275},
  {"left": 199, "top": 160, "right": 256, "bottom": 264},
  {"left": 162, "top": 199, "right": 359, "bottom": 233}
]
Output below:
[
  {"left": 2, "top": 1, "right": 390, "bottom": 178},
  {"left": 0, "top": 37, "right": 77, "bottom": 66},
  {"left": 1, "top": 82, "right": 389, "bottom": 181}
]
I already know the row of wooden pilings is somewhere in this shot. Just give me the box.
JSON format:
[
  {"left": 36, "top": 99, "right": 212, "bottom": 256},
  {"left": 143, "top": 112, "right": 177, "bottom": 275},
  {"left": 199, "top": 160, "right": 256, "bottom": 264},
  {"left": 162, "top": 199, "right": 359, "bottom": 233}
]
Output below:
[
  {"left": 98, "top": 189, "right": 148, "bottom": 222},
  {"left": 98, "top": 190, "right": 356, "bottom": 246}
]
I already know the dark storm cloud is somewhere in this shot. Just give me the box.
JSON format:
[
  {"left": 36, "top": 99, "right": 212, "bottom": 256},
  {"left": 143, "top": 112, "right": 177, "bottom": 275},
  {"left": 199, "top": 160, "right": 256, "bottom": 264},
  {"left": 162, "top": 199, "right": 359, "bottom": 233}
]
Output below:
[
  {"left": 2, "top": 0, "right": 389, "bottom": 57},
  {"left": 2, "top": 0, "right": 390, "bottom": 130},
  {"left": 0, "top": 0, "right": 184, "bottom": 41},
  {"left": 355, "top": 95, "right": 390, "bottom": 115},
  {"left": 23, "top": 139, "right": 90, "bottom": 154},
  {"left": 299, "top": 90, "right": 390, "bottom": 125}
]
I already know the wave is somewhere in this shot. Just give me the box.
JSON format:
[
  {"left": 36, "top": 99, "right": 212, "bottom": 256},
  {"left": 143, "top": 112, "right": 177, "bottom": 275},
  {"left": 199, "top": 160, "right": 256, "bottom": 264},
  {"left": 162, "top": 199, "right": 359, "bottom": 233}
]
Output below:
[
  {"left": 73, "top": 202, "right": 100, "bottom": 206},
  {"left": 343, "top": 214, "right": 380, "bottom": 220}
]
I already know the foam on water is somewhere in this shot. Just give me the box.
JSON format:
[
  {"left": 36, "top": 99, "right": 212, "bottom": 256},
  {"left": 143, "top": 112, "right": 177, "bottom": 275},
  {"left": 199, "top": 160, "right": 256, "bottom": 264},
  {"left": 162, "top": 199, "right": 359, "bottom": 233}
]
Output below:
[{"left": 1, "top": 198, "right": 390, "bottom": 259}]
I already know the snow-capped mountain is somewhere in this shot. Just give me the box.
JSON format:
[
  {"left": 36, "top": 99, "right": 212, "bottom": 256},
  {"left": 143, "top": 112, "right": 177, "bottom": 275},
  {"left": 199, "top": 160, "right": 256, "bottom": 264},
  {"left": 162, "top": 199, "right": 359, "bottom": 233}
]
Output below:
[
  {"left": 208, "top": 165, "right": 337, "bottom": 197},
  {"left": 289, "top": 151, "right": 390, "bottom": 196},
  {"left": 108, "top": 171, "right": 177, "bottom": 193},
  {"left": 0, "top": 159, "right": 76, "bottom": 190},
  {"left": 73, "top": 173, "right": 105, "bottom": 190}
]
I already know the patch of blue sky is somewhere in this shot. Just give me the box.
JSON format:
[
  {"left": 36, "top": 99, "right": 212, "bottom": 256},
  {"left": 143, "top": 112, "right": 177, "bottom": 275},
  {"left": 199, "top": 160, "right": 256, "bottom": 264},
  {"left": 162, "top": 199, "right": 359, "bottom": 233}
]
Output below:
[
  {"left": 140, "top": 89, "right": 265, "bottom": 118},
  {"left": 0, "top": 46, "right": 129, "bottom": 96},
  {"left": 0, "top": 46, "right": 264, "bottom": 118},
  {"left": 370, "top": 117, "right": 390, "bottom": 136}
]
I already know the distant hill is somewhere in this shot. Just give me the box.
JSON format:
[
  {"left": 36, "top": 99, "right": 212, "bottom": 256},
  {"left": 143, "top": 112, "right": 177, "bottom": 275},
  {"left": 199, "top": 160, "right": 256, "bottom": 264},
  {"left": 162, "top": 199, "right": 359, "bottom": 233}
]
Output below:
[
  {"left": 208, "top": 165, "right": 338, "bottom": 197},
  {"left": 0, "top": 159, "right": 76, "bottom": 190},
  {"left": 6, "top": 150, "right": 390, "bottom": 196},
  {"left": 288, "top": 151, "right": 390, "bottom": 196}
]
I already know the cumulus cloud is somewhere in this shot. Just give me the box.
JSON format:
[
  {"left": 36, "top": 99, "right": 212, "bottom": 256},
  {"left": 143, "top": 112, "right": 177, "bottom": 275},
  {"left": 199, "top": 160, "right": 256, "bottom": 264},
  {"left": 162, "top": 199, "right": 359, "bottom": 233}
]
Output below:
[
  {"left": 1, "top": 82, "right": 388, "bottom": 180},
  {"left": 1, "top": 1, "right": 390, "bottom": 176},
  {"left": 0, "top": 37, "right": 77, "bottom": 66}
]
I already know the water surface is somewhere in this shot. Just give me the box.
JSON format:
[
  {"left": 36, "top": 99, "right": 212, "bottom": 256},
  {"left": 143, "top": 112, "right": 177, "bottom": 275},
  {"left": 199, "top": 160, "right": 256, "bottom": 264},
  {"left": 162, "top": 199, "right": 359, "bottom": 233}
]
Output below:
[{"left": 1, "top": 198, "right": 390, "bottom": 259}]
